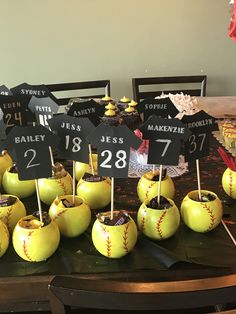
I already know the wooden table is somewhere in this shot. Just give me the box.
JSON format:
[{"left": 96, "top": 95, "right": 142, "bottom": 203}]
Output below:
[{"left": 197, "top": 96, "right": 236, "bottom": 118}]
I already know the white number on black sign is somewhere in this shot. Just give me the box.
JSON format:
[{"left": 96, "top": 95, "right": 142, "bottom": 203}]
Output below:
[
  {"left": 100, "top": 150, "right": 127, "bottom": 169},
  {"left": 5, "top": 112, "right": 23, "bottom": 127},
  {"left": 155, "top": 139, "right": 172, "bottom": 157},
  {"left": 24, "top": 149, "right": 40, "bottom": 169},
  {"left": 39, "top": 114, "right": 52, "bottom": 127},
  {"left": 65, "top": 135, "right": 82, "bottom": 152},
  {"left": 188, "top": 133, "right": 206, "bottom": 154}
]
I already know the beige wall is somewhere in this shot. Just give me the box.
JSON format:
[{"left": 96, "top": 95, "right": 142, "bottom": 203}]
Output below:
[{"left": 1, "top": 0, "right": 236, "bottom": 99}]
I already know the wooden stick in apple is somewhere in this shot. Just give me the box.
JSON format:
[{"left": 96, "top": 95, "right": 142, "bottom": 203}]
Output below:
[
  {"left": 88, "top": 144, "right": 95, "bottom": 176},
  {"left": 157, "top": 164, "right": 163, "bottom": 206},
  {"left": 34, "top": 179, "right": 43, "bottom": 224},
  {"left": 196, "top": 159, "right": 202, "bottom": 201},
  {"left": 72, "top": 160, "right": 76, "bottom": 205},
  {"left": 110, "top": 177, "right": 114, "bottom": 220},
  {"left": 221, "top": 220, "right": 236, "bottom": 246},
  {"left": 152, "top": 164, "right": 155, "bottom": 174},
  {"left": 48, "top": 146, "right": 55, "bottom": 167}
]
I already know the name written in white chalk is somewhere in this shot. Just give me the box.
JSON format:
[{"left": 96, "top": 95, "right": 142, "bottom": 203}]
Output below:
[
  {"left": 60, "top": 122, "right": 81, "bottom": 131},
  {"left": 35, "top": 106, "right": 52, "bottom": 112},
  {"left": 72, "top": 107, "right": 96, "bottom": 116},
  {"left": 145, "top": 103, "right": 167, "bottom": 110},
  {"left": 147, "top": 124, "right": 184, "bottom": 133},
  {"left": 14, "top": 135, "right": 46, "bottom": 143},
  {"left": 187, "top": 119, "right": 213, "bottom": 129},
  {"left": 21, "top": 89, "right": 46, "bottom": 96},
  {"left": 101, "top": 136, "right": 124, "bottom": 144},
  {"left": 2, "top": 102, "right": 21, "bottom": 109}
]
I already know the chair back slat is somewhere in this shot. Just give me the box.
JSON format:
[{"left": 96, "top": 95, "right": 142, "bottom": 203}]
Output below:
[
  {"left": 132, "top": 75, "right": 207, "bottom": 101},
  {"left": 46, "top": 80, "right": 110, "bottom": 106}
]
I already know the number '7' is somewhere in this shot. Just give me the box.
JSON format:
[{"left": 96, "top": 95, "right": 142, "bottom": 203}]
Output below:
[{"left": 155, "top": 139, "right": 171, "bottom": 157}]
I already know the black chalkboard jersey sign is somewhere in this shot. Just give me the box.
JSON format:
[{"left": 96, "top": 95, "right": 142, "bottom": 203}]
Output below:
[
  {"left": 67, "top": 99, "right": 105, "bottom": 126},
  {"left": 48, "top": 114, "right": 95, "bottom": 163},
  {"left": 87, "top": 124, "right": 142, "bottom": 178},
  {"left": 137, "top": 97, "right": 179, "bottom": 121},
  {"left": 139, "top": 115, "right": 191, "bottom": 166},
  {"left": 182, "top": 110, "right": 217, "bottom": 161},
  {"left": 0, "top": 85, "right": 12, "bottom": 96},
  {"left": 2, "top": 125, "right": 59, "bottom": 180},
  {"left": 28, "top": 96, "right": 59, "bottom": 128},
  {"left": 0, "top": 95, "right": 34, "bottom": 133},
  {"left": 11, "top": 82, "right": 55, "bottom": 99}
]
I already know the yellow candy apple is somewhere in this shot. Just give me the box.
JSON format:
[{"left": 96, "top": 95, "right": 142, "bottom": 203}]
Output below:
[
  {"left": 0, "top": 220, "right": 10, "bottom": 257},
  {"left": 137, "top": 170, "right": 175, "bottom": 203},
  {"left": 76, "top": 175, "right": 111, "bottom": 210},
  {"left": 38, "top": 163, "right": 73, "bottom": 206},
  {"left": 75, "top": 154, "right": 98, "bottom": 181},
  {"left": 12, "top": 213, "right": 60, "bottom": 262},
  {"left": 0, "top": 195, "right": 26, "bottom": 233},
  {"left": 49, "top": 195, "right": 91, "bottom": 237},
  {"left": 0, "top": 150, "right": 13, "bottom": 178},
  {"left": 180, "top": 190, "right": 223, "bottom": 233},
  {"left": 137, "top": 197, "right": 180, "bottom": 240},
  {"left": 2, "top": 166, "right": 35, "bottom": 198},
  {"left": 222, "top": 168, "right": 236, "bottom": 199},
  {"left": 92, "top": 210, "right": 138, "bottom": 258}
]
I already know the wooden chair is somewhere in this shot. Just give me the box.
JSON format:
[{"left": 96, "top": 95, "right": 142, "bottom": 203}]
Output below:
[
  {"left": 46, "top": 80, "right": 111, "bottom": 105},
  {"left": 48, "top": 274, "right": 236, "bottom": 314},
  {"left": 132, "top": 75, "right": 207, "bottom": 102}
]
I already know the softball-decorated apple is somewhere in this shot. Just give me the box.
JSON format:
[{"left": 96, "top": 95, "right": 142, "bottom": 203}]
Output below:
[
  {"left": 180, "top": 190, "right": 223, "bottom": 233},
  {"left": 0, "top": 220, "right": 10, "bottom": 257},
  {"left": 49, "top": 195, "right": 91, "bottom": 237},
  {"left": 222, "top": 168, "right": 236, "bottom": 199},
  {"left": 137, "top": 170, "right": 175, "bottom": 203},
  {"left": 92, "top": 210, "right": 138, "bottom": 258},
  {"left": 76, "top": 174, "right": 111, "bottom": 210},
  {"left": 0, "top": 195, "right": 26, "bottom": 233},
  {"left": 0, "top": 150, "right": 13, "bottom": 179},
  {"left": 12, "top": 212, "right": 60, "bottom": 262},
  {"left": 75, "top": 154, "right": 98, "bottom": 181},
  {"left": 137, "top": 196, "right": 180, "bottom": 240},
  {"left": 38, "top": 162, "right": 73, "bottom": 206},
  {"left": 2, "top": 165, "right": 35, "bottom": 198}
]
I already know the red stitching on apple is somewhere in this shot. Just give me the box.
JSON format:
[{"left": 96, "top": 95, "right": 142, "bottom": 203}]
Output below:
[
  {"left": 140, "top": 206, "right": 147, "bottom": 233},
  {"left": 156, "top": 210, "right": 168, "bottom": 239},
  {"left": 22, "top": 231, "right": 34, "bottom": 261},
  {"left": 229, "top": 170, "right": 233, "bottom": 197},
  {"left": 201, "top": 203, "right": 215, "bottom": 231},
  {"left": 145, "top": 181, "right": 155, "bottom": 201},
  {"left": 122, "top": 224, "right": 129, "bottom": 253}
]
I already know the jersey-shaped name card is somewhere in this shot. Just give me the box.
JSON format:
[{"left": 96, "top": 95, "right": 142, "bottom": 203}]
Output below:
[
  {"left": 137, "top": 97, "right": 179, "bottom": 121},
  {"left": 0, "top": 95, "right": 34, "bottom": 133},
  {"left": 87, "top": 124, "right": 142, "bottom": 178},
  {"left": 2, "top": 125, "right": 59, "bottom": 180},
  {"left": 67, "top": 99, "right": 105, "bottom": 126},
  {"left": 28, "top": 96, "right": 59, "bottom": 128},
  {"left": 0, "top": 85, "right": 12, "bottom": 96},
  {"left": 182, "top": 110, "right": 217, "bottom": 161},
  {"left": 11, "top": 82, "right": 55, "bottom": 99},
  {"left": 48, "top": 114, "right": 95, "bottom": 163},
  {"left": 139, "top": 115, "right": 191, "bottom": 166}
]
